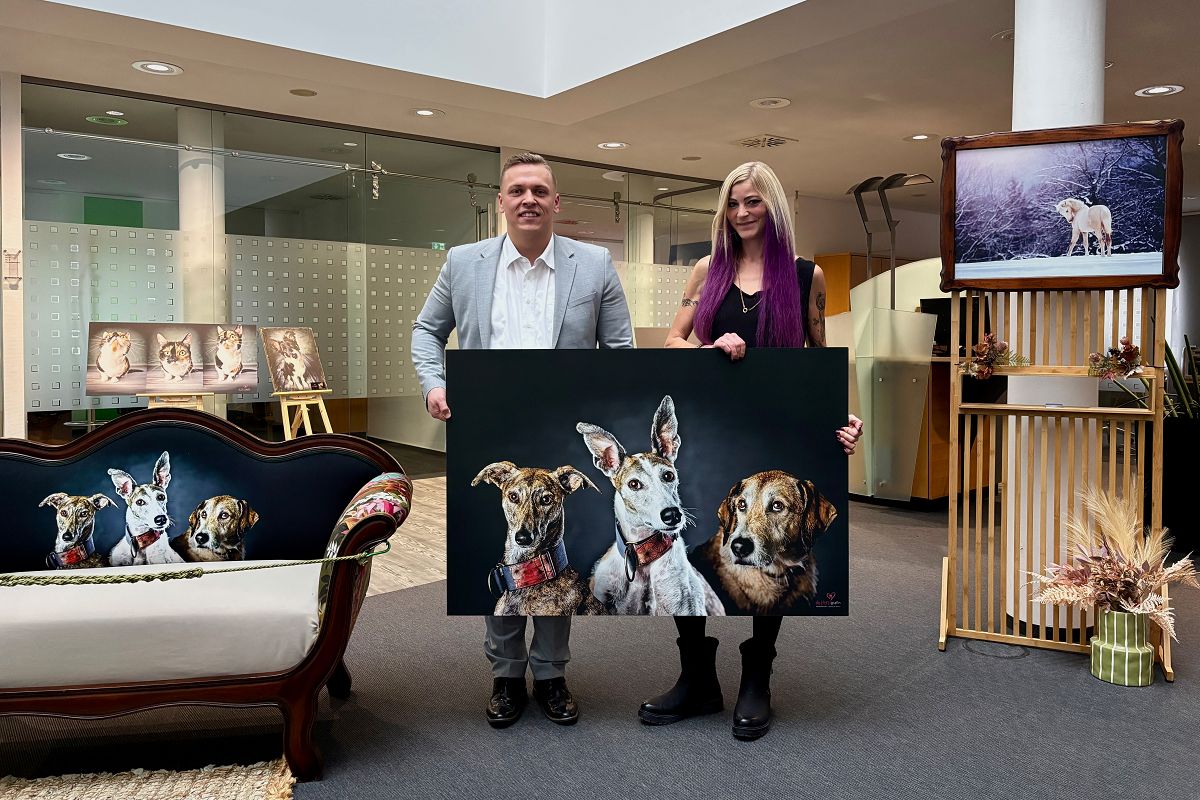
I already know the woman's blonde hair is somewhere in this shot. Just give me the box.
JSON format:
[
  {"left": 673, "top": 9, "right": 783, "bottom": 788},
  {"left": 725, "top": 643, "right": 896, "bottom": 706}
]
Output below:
[{"left": 711, "top": 161, "right": 795, "bottom": 261}]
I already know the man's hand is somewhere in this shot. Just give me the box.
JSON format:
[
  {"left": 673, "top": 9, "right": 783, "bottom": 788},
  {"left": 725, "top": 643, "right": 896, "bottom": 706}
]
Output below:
[
  {"left": 426, "top": 387, "right": 451, "bottom": 421},
  {"left": 837, "top": 414, "right": 864, "bottom": 455}
]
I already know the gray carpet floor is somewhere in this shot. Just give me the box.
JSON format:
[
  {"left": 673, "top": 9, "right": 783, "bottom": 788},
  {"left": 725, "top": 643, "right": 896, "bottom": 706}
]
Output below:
[{"left": 3, "top": 501, "right": 1197, "bottom": 799}]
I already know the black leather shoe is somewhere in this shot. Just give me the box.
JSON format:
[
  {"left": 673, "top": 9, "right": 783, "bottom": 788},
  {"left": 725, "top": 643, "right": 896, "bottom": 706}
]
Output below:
[
  {"left": 532, "top": 677, "right": 580, "bottom": 725},
  {"left": 486, "top": 677, "right": 528, "bottom": 729}
]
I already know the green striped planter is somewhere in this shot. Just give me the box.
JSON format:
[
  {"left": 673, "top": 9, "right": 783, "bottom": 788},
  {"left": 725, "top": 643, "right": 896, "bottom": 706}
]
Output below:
[{"left": 1090, "top": 609, "right": 1154, "bottom": 687}]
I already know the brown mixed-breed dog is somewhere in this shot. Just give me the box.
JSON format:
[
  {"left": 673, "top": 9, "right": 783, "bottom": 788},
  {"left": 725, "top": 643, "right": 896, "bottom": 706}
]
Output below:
[
  {"left": 690, "top": 470, "right": 837, "bottom": 614},
  {"left": 472, "top": 461, "right": 606, "bottom": 616},
  {"left": 170, "top": 495, "right": 260, "bottom": 562}
]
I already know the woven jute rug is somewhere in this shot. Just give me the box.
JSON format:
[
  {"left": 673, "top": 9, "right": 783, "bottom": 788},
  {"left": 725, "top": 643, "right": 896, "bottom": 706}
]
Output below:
[{"left": 0, "top": 758, "right": 293, "bottom": 799}]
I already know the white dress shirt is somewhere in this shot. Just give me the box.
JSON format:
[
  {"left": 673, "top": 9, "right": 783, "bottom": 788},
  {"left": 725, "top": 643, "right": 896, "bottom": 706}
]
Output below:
[{"left": 489, "top": 234, "right": 556, "bottom": 349}]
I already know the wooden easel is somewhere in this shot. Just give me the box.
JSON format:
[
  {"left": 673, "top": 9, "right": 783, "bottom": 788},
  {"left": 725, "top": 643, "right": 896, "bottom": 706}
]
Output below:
[
  {"left": 137, "top": 392, "right": 214, "bottom": 412},
  {"left": 275, "top": 389, "right": 333, "bottom": 440}
]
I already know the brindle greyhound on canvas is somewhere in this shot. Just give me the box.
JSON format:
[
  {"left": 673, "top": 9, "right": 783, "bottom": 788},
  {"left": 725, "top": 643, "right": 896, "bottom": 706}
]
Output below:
[
  {"left": 473, "top": 461, "right": 606, "bottom": 616},
  {"left": 577, "top": 396, "right": 724, "bottom": 616}
]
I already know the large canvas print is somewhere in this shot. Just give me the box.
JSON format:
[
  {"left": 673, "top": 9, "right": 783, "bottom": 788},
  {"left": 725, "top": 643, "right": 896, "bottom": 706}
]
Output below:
[
  {"left": 940, "top": 120, "right": 1183, "bottom": 291},
  {"left": 86, "top": 323, "right": 259, "bottom": 396},
  {"left": 446, "top": 349, "right": 850, "bottom": 617}
]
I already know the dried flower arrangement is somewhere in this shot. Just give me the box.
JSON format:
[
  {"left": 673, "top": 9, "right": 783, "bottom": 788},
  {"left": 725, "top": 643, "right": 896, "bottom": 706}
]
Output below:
[
  {"left": 959, "top": 332, "right": 1030, "bottom": 380},
  {"left": 1031, "top": 487, "right": 1199, "bottom": 641},
  {"left": 1088, "top": 337, "right": 1143, "bottom": 380}
]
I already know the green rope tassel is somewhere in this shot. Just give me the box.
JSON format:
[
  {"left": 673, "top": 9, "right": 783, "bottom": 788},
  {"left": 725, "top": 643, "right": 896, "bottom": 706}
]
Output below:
[{"left": 0, "top": 541, "right": 391, "bottom": 588}]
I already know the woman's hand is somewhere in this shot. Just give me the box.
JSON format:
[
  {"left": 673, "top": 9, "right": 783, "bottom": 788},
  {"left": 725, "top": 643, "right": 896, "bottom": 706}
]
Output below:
[
  {"left": 836, "top": 414, "right": 864, "bottom": 455},
  {"left": 707, "top": 332, "right": 747, "bottom": 361}
]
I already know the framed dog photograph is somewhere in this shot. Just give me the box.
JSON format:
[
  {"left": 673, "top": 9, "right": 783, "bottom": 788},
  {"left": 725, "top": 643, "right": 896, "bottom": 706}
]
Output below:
[
  {"left": 940, "top": 119, "right": 1183, "bottom": 291},
  {"left": 445, "top": 348, "right": 850, "bottom": 617},
  {"left": 260, "top": 326, "right": 328, "bottom": 393}
]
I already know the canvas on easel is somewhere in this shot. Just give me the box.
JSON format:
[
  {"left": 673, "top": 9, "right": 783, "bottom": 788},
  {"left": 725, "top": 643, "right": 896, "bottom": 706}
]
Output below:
[{"left": 259, "top": 326, "right": 332, "bottom": 440}]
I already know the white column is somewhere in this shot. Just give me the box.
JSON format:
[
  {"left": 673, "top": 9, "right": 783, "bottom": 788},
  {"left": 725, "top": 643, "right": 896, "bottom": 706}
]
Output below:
[
  {"left": 177, "top": 107, "right": 225, "bottom": 325},
  {"left": 1, "top": 73, "right": 26, "bottom": 437},
  {"left": 177, "top": 108, "right": 226, "bottom": 417},
  {"left": 1012, "top": 0, "right": 1106, "bottom": 132},
  {"left": 1005, "top": 0, "right": 1106, "bottom": 632}
]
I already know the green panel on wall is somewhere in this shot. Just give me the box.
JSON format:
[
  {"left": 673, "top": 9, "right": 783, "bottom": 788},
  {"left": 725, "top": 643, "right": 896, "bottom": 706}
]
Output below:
[{"left": 84, "top": 196, "right": 143, "bottom": 227}]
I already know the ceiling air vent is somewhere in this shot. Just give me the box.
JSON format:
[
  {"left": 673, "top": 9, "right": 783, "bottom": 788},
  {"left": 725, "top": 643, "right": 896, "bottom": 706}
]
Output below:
[{"left": 736, "top": 133, "right": 798, "bottom": 149}]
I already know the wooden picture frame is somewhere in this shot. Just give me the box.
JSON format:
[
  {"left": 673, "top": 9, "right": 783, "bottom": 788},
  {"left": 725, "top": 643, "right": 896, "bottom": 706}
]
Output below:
[{"left": 940, "top": 119, "right": 1184, "bottom": 292}]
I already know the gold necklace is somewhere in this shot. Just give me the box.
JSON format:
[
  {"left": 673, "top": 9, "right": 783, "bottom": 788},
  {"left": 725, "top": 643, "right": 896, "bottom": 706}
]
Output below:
[{"left": 736, "top": 266, "right": 762, "bottom": 314}]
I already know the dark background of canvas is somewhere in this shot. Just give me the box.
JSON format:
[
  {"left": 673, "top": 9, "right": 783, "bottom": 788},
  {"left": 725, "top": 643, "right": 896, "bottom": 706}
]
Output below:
[{"left": 445, "top": 348, "right": 849, "bottom": 616}]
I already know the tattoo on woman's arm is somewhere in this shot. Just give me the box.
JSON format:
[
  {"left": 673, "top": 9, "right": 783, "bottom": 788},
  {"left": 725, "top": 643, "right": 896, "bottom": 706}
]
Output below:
[
  {"left": 811, "top": 291, "right": 827, "bottom": 346},
  {"left": 681, "top": 298, "right": 698, "bottom": 308}
]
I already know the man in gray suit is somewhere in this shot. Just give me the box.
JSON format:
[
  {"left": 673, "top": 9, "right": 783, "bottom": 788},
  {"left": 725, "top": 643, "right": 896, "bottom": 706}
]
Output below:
[{"left": 412, "top": 152, "right": 633, "bottom": 728}]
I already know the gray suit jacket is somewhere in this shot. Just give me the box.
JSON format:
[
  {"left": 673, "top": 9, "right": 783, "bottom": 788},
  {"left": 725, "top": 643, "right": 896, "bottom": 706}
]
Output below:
[{"left": 411, "top": 234, "right": 634, "bottom": 399}]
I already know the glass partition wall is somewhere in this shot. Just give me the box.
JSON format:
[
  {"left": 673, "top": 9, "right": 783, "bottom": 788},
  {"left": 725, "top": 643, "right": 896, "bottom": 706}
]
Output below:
[
  {"left": 18, "top": 83, "right": 717, "bottom": 444},
  {"left": 21, "top": 83, "right": 500, "bottom": 442}
]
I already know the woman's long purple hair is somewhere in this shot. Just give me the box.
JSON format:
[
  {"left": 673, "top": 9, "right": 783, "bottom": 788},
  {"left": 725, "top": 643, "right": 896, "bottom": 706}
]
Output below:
[{"left": 693, "top": 163, "right": 805, "bottom": 348}]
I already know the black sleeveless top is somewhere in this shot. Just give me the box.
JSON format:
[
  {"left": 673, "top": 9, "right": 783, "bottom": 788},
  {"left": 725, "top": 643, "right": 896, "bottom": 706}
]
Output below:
[{"left": 711, "top": 258, "right": 816, "bottom": 347}]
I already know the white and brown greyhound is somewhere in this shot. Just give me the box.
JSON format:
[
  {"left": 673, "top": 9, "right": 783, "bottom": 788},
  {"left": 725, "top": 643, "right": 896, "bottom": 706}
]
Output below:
[
  {"left": 108, "top": 451, "right": 184, "bottom": 566},
  {"left": 577, "top": 396, "right": 725, "bottom": 616}
]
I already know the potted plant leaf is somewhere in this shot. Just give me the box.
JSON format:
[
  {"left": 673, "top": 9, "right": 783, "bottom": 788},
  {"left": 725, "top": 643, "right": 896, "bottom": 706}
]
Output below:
[{"left": 1031, "top": 487, "right": 1198, "bottom": 686}]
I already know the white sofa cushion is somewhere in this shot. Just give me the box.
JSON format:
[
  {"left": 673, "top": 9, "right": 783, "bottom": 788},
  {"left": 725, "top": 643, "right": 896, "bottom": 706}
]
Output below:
[{"left": 0, "top": 561, "right": 320, "bottom": 689}]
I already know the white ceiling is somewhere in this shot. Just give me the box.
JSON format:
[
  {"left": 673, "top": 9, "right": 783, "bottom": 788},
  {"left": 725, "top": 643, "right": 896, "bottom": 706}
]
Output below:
[{"left": 3, "top": 0, "right": 1199, "bottom": 218}]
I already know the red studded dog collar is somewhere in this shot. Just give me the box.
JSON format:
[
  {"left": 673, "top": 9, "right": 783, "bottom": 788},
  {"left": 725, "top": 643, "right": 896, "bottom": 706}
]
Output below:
[
  {"left": 46, "top": 535, "right": 97, "bottom": 568},
  {"left": 488, "top": 538, "right": 570, "bottom": 596},
  {"left": 618, "top": 526, "right": 677, "bottom": 581},
  {"left": 133, "top": 529, "right": 165, "bottom": 550}
]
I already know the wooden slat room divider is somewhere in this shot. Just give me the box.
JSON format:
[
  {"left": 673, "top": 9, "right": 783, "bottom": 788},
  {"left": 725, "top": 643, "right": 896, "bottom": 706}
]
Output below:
[{"left": 937, "top": 288, "right": 1172, "bottom": 679}]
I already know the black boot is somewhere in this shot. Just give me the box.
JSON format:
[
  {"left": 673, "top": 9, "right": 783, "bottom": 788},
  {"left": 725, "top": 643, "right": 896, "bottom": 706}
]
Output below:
[
  {"left": 638, "top": 636, "right": 723, "bottom": 725},
  {"left": 733, "top": 638, "right": 776, "bottom": 740}
]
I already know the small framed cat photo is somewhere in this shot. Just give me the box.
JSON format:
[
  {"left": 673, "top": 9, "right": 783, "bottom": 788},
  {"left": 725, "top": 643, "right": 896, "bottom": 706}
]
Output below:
[
  {"left": 260, "top": 326, "right": 329, "bottom": 394},
  {"left": 87, "top": 325, "right": 148, "bottom": 395},
  {"left": 202, "top": 324, "right": 259, "bottom": 393},
  {"left": 145, "top": 325, "right": 206, "bottom": 394}
]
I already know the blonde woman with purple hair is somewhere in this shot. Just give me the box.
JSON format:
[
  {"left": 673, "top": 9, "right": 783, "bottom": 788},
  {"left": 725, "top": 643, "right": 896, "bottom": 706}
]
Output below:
[{"left": 643, "top": 161, "right": 863, "bottom": 740}]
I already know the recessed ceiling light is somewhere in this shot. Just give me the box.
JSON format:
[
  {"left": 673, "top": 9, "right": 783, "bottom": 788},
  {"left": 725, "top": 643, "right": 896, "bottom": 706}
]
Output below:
[
  {"left": 433, "top": 228, "right": 446, "bottom": 232},
  {"left": 681, "top": 155, "right": 702, "bottom": 161},
  {"left": 132, "top": 60, "right": 183, "bottom": 75},
  {"left": 1185, "top": 195, "right": 1197, "bottom": 200},
  {"left": 749, "top": 97, "right": 791, "bottom": 109},
  {"left": 290, "top": 88, "right": 318, "bottom": 97},
  {"left": 1135, "top": 84, "right": 1183, "bottom": 97},
  {"left": 38, "top": 179, "right": 67, "bottom": 186},
  {"left": 597, "top": 141, "right": 628, "bottom": 150},
  {"left": 342, "top": 141, "right": 358, "bottom": 147},
  {"left": 905, "top": 133, "right": 935, "bottom": 141},
  {"left": 411, "top": 108, "right": 444, "bottom": 117},
  {"left": 601, "top": 170, "right": 626, "bottom": 182},
  {"left": 105, "top": 110, "right": 125, "bottom": 117},
  {"left": 56, "top": 153, "right": 91, "bottom": 161},
  {"left": 991, "top": 29, "right": 1014, "bottom": 42},
  {"left": 1105, "top": 61, "right": 1115, "bottom": 69},
  {"left": 85, "top": 115, "right": 128, "bottom": 127},
  {"left": 580, "top": 230, "right": 594, "bottom": 235},
  {"left": 657, "top": 186, "right": 670, "bottom": 191}
]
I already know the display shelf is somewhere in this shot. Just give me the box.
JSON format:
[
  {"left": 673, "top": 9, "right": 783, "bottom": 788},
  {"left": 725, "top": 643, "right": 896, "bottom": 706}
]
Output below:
[
  {"left": 958, "top": 402, "right": 1153, "bottom": 418},
  {"left": 987, "top": 365, "right": 1157, "bottom": 378}
]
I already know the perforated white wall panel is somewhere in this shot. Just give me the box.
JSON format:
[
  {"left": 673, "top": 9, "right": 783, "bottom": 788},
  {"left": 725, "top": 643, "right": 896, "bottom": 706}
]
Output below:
[
  {"left": 23, "top": 221, "right": 182, "bottom": 411},
  {"left": 616, "top": 261, "right": 691, "bottom": 328}
]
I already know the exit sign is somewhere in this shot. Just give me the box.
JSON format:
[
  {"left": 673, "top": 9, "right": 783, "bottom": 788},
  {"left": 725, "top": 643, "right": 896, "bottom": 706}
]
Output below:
[{"left": 431, "top": 242, "right": 447, "bottom": 251}]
